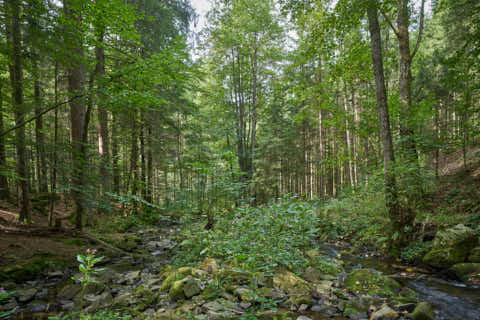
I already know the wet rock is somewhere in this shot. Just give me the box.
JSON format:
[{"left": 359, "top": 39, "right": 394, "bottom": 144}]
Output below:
[
  {"left": 59, "top": 299, "right": 74, "bottom": 311},
  {"left": 83, "top": 290, "right": 113, "bottom": 313},
  {"left": 17, "top": 288, "right": 38, "bottom": 303},
  {"left": 423, "top": 224, "right": 478, "bottom": 268},
  {"left": 344, "top": 269, "right": 401, "bottom": 297},
  {"left": 449, "top": 263, "right": 480, "bottom": 282},
  {"left": 396, "top": 303, "right": 416, "bottom": 313},
  {"left": 35, "top": 289, "right": 48, "bottom": 299},
  {"left": 297, "top": 316, "right": 312, "bottom": 320},
  {"left": 47, "top": 271, "right": 64, "bottom": 278},
  {"left": 410, "top": 301, "right": 434, "bottom": 320},
  {"left": 27, "top": 301, "right": 47, "bottom": 313},
  {"left": 124, "top": 270, "right": 141, "bottom": 284},
  {"left": 371, "top": 304, "right": 398, "bottom": 319},
  {"left": 469, "top": 247, "right": 480, "bottom": 263},
  {"left": 273, "top": 270, "right": 311, "bottom": 296},
  {"left": 57, "top": 284, "right": 81, "bottom": 300}
]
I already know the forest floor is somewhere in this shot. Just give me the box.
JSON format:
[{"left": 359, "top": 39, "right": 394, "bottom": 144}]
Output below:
[{"left": 0, "top": 148, "right": 479, "bottom": 320}]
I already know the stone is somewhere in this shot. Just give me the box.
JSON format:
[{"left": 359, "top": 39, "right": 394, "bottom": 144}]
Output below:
[
  {"left": 344, "top": 269, "right": 401, "bottom": 297},
  {"left": 57, "top": 284, "right": 81, "bottom": 300},
  {"left": 47, "top": 271, "right": 64, "bottom": 278},
  {"left": 468, "top": 247, "right": 480, "bottom": 263},
  {"left": 297, "top": 316, "right": 312, "bottom": 320},
  {"left": 83, "top": 290, "right": 113, "bottom": 313},
  {"left": 183, "top": 278, "right": 204, "bottom": 298},
  {"left": 423, "top": 224, "right": 478, "bottom": 268},
  {"left": 27, "top": 301, "right": 47, "bottom": 313},
  {"left": 410, "top": 302, "right": 434, "bottom": 320},
  {"left": 312, "top": 280, "right": 333, "bottom": 298},
  {"left": 298, "top": 304, "right": 309, "bottom": 311},
  {"left": 169, "top": 279, "right": 186, "bottom": 301},
  {"left": 273, "top": 270, "right": 311, "bottom": 296},
  {"left": 17, "top": 288, "right": 38, "bottom": 303},
  {"left": 234, "top": 287, "right": 256, "bottom": 302},
  {"left": 200, "top": 258, "right": 219, "bottom": 273},
  {"left": 371, "top": 304, "right": 399, "bottom": 319},
  {"left": 449, "top": 263, "right": 480, "bottom": 283},
  {"left": 124, "top": 270, "right": 141, "bottom": 284},
  {"left": 303, "top": 266, "right": 324, "bottom": 283}
]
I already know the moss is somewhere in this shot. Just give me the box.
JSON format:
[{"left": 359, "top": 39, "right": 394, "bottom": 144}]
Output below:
[
  {"left": 410, "top": 302, "right": 434, "bottom": 320},
  {"left": 0, "top": 257, "right": 68, "bottom": 282},
  {"left": 344, "top": 269, "right": 401, "bottom": 297},
  {"left": 449, "top": 263, "right": 480, "bottom": 282},
  {"left": 159, "top": 267, "right": 194, "bottom": 292},
  {"left": 169, "top": 279, "right": 186, "bottom": 301},
  {"left": 423, "top": 247, "right": 470, "bottom": 269}
]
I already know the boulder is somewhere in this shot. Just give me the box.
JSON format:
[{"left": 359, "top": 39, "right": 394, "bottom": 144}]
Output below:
[
  {"left": 410, "top": 302, "right": 434, "bottom": 320},
  {"left": 371, "top": 304, "right": 399, "bottom": 319},
  {"left": 423, "top": 224, "right": 478, "bottom": 268},
  {"left": 449, "top": 263, "right": 480, "bottom": 282},
  {"left": 344, "top": 269, "right": 401, "bottom": 297},
  {"left": 469, "top": 247, "right": 480, "bottom": 263},
  {"left": 57, "top": 284, "right": 81, "bottom": 300},
  {"left": 83, "top": 291, "right": 113, "bottom": 313},
  {"left": 273, "top": 270, "right": 311, "bottom": 296},
  {"left": 169, "top": 277, "right": 204, "bottom": 300},
  {"left": 17, "top": 288, "right": 38, "bottom": 303},
  {"left": 234, "top": 287, "right": 256, "bottom": 302}
]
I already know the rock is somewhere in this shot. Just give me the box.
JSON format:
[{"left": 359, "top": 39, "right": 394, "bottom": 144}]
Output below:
[
  {"left": 312, "top": 280, "right": 333, "bottom": 298},
  {"left": 468, "top": 247, "right": 480, "bottom": 263},
  {"left": 449, "top": 263, "right": 480, "bottom": 282},
  {"left": 239, "top": 302, "right": 252, "bottom": 309},
  {"left": 83, "top": 291, "right": 113, "bottom": 313},
  {"left": 234, "top": 287, "right": 256, "bottom": 302},
  {"left": 169, "top": 279, "right": 186, "bottom": 301},
  {"left": 200, "top": 258, "right": 219, "bottom": 273},
  {"left": 410, "top": 302, "right": 434, "bottom": 320},
  {"left": 47, "top": 271, "right": 64, "bottom": 278},
  {"left": 303, "top": 266, "right": 324, "bottom": 282},
  {"left": 297, "top": 316, "right": 312, "bottom": 320},
  {"left": 298, "top": 304, "right": 309, "bottom": 311},
  {"left": 273, "top": 270, "right": 311, "bottom": 296},
  {"left": 57, "top": 284, "right": 81, "bottom": 300},
  {"left": 111, "top": 292, "right": 135, "bottom": 308},
  {"left": 217, "top": 269, "right": 252, "bottom": 283},
  {"left": 27, "top": 301, "right": 47, "bottom": 313},
  {"left": 371, "top": 304, "right": 399, "bottom": 319},
  {"left": 35, "top": 289, "right": 48, "bottom": 299},
  {"left": 202, "top": 298, "right": 243, "bottom": 317},
  {"left": 423, "top": 224, "right": 478, "bottom": 268},
  {"left": 344, "top": 269, "right": 401, "bottom": 297},
  {"left": 183, "top": 278, "right": 204, "bottom": 298},
  {"left": 160, "top": 267, "right": 198, "bottom": 292},
  {"left": 396, "top": 303, "right": 416, "bottom": 313},
  {"left": 59, "top": 299, "right": 74, "bottom": 311},
  {"left": 124, "top": 270, "right": 141, "bottom": 284},
  {"left": 17, "top": 288, "right": 38, "bottom": 303}
]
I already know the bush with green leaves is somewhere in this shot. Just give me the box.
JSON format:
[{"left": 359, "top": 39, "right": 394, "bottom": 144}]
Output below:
[{"left": 173, "top": 196, "right": 321, "bottom": 272}]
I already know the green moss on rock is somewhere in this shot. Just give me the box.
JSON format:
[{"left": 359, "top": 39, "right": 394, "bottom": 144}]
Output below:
[
  {"left": 344, "top": 269, "right": 401, "bottom": 297},
  {"left": 449, "top": 263, "right": 480, "bottom": 282}
]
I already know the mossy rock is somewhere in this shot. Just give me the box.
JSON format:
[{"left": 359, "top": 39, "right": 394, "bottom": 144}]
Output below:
[
  {"left": 469, "top": 247, "right": 480, "bottom": 263},
  {"left": 273, "top": 270, "right": 311, "bottom": 296},
  {"left": 0, "top": 257, "right": 67, "bottom": 282},
  {"left": 423, "top": 224, "right": 478, "bottom": 268},
  {"left": 449, "top": 263, "right": 480, "bottom": 282},
  {"left": 216, "top": 269, "right": 253, "bottom": 284},
  {"left": 410, "top": 302, "right": 434, "bottom": 320},
  {"left": 160, "top": 267, "right": 198, "bottom": 292},
  {"left": 344, "top": 269, "right": 401, "bottom": 297}
]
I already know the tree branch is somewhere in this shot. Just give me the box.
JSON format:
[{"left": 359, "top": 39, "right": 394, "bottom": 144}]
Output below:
[
  {"left": 0, "top": 94, "right": 84, "bottom": 138},
  {"left": 411, "top": 0, "right": 426, "bottom": 60},
  {"left": 380, "top": 8, "right": 399, "bottom": 37}
]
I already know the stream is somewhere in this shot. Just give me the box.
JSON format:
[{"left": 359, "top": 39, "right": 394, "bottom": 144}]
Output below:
[{"left": 6, "top": 230, "right": 480, "bottom": 320}]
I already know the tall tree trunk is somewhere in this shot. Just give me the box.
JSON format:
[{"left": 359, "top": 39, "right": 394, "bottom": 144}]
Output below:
[
  {"left": 146, "top": 120, "right": 153, "bottom": 203},
  {"left": 33, "top": 59, "right": 48, "bottom": 193},
  {"left": 129, "top": 112, "right": 138, "bottom": 213},
  {"left": 0, "top": 81, "right": 10, "bottom": 200},
  {"left": 140, "top": 112, "right": 147, "bottom": 201},
  {"left": 95, "top": 32, "right": 111, "bottom": 210},
  {"left": 8, "top": 0, "right": 31, "bottom": 223},
  {"left": 49, "top": 63, "right": 59, "bottom": 226},
  {"left": 367, "top": 3, "right": 403, "bottom": 246},
  {"left": 112, "top": 113, "right": 120, "bottom": 194},
  {"left": 64, "top": 0, "right": 87, "bottom": 230}
]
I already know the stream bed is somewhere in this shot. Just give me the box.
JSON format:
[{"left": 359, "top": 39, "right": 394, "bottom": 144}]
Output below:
[{"left": 6, "top": 233, "right": 480, "bottom": 320}]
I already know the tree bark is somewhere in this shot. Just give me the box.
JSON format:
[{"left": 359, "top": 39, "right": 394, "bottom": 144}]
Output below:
[
  {"left": 367, "top": 3, "right": 403, "bottom": 245},
  {"left": 0, "top": 81, "right": 10, "bottom": 200},
  {"left": 64, "top": 0, "right": 87, "bottom": 230},
  {"left": 33, "top": 59, "right": 48, "bottom": 193},
  {"left": 8, "top": 0, "right": 31, "bottom": 223}
]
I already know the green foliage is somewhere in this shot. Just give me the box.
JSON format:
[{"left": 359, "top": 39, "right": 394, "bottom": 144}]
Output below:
[
  {"left": 173, "top": 196, "right": 320, "bottom": 272},
  {"left": 49, "top": 311, "right": 132, "bottom": 320},
  {"left": 400, "top": 241, "right": 432, "bottom": 263},
  {"left": 0, "top": 288, "right": 15, "bottom": 319}
]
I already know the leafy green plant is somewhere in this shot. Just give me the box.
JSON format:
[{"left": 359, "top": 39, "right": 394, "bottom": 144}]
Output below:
[
  {"left": 0, "top": 288, "right": 16, "bottom": 319},
  {"left": 72, "top": 249, "right": 105, "bottom": 311}
]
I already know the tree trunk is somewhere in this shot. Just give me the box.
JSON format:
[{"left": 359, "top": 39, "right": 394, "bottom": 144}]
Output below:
[
  {"left": 8, "top": 0, "right": 31, "bottom": 223},
  {"left": 95, "top": 32, "right": 111, "bottom": 210},
  {"left": 33, "top": 59, "right": 48, "bottom": 193},
  {"left": 0, "top": 81, "right": 10, "bottom": 200},
  {"left": 112, "top": 113, "right": 120, "bottom": 194},
  {"left": 367, "top": 3, "right": 404, "bottom": 246},
  {"left": 64, "top": 0, "right": 87, "bottom": 230}
]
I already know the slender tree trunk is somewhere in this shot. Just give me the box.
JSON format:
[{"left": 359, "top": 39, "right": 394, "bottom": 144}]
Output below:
[
  {"left": 64, "top": 0, "right": 87, "bottom": 230},
  {"left": 140, "top": 112, "right": 147, "bottom": 201},
  {"left": 129, "top": 111, "right": 138, "bottom": 213},
  {"left": 33, "top": 59, "right": 48, "bottom": 193},
  {"left": 8, "top": 0, "right": 31, "bottom": 223},
  {"left": 367, "top": 3, "right": 403, "bottom": 246},
  {"left": 0, "top": 81, "right": 10, "bottom": 200},
  {"left": 49, "top": 63, "right": 59, "bottom": 226},
  {"left": 95, "top": 32, "right": 111, "bottom": 210},
  {"left": 112, "top": 113, "right": 120, "bottom": 194},
  {"left": 146, "top": 120, "right": 153, "bottom": 203}
]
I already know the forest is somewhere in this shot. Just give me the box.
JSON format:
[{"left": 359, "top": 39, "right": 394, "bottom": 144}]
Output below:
[{"left": 0, "top": 0, "right": 479, "bottom": 319}]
